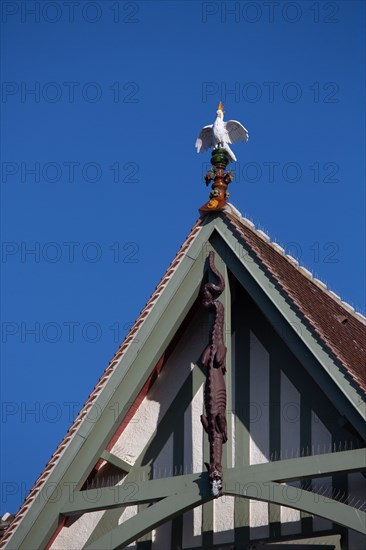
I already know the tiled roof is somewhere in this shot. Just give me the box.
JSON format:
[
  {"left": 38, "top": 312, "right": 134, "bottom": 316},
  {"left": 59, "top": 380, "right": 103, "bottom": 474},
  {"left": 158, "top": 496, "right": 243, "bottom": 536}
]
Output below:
[
  {"left": 1, "top": 208, "right": 365, "bottom": 547},
  {"left": 222, "top": 205, "right": 366, "bottom": 395}
]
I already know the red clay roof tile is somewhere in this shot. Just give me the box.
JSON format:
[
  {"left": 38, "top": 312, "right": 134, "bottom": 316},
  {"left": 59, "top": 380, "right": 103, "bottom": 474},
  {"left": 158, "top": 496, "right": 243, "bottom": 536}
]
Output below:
[{"left": 222, "top": 210, "right": 366, "bottom": 395}]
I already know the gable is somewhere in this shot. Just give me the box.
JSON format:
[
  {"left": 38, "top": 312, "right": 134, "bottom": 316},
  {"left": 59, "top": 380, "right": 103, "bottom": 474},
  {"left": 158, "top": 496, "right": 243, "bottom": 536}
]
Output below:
[
  {"left": 1, "top": 211, "right": 365, "bottom": 550},
  {"left": 47, "top": 262, "right": 364, "bottom": 549}
]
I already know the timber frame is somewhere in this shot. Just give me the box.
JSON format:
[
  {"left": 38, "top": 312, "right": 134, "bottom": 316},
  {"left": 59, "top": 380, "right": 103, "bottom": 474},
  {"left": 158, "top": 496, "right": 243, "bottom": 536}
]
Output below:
[
  {"left": 1, "top": 212, "right": 365, "bottom": 550},
  {"left": 56, "top": 448, "right": 366, "bottom": 549}
]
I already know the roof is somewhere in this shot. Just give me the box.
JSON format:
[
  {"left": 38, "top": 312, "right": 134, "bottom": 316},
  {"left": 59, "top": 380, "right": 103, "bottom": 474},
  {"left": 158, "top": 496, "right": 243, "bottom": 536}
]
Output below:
[
  {"left": 222, "top": 206, "right": 366, "bottom": 395},
  {"left": 1, "top": 206, "right": 365, "bottom": 548}
]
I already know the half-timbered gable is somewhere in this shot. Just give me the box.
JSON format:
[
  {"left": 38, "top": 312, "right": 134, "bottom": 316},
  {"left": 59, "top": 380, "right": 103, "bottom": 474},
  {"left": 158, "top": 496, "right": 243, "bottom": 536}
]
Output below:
[{"left": 1, "top": 208, "right": 365, "bottom": 550}]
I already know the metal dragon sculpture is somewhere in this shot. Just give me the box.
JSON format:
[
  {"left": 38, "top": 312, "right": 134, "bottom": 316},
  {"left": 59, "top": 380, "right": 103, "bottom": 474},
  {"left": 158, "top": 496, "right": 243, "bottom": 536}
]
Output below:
[{"left": 200, "top": 251, "right": 227, "bottom": 496}]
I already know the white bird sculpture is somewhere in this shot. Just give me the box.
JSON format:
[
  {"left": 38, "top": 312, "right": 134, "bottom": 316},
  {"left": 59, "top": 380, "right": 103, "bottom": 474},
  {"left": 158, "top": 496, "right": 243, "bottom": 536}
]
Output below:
[{"left": 195, "top": 101, "right": 249, "bottom": 162}]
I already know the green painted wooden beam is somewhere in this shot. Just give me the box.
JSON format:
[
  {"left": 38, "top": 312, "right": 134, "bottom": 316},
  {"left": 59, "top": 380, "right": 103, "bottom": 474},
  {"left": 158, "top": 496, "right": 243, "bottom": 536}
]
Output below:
[
  {"left": 269, "top": 352, "right": 281, "bottom": 537},
  {"left": 232, "top": 288, "right": 250, "bottom": 542},
  {"left": 84, "top": 476, "right": 365, "bottom": 548},
  {"left": 62, "top": 448, "right": 365, "bottom": 516},
  {"left": 62, "top": 471, "right": 209, "bottom": 515},
  {"left": 101, "top": 450, "right": 132, "bottom": 472},
  {"left": 225, "top": 481, "right": 366, "bottom": 535},
  {"left": 85, "top": 491, "right": 213, "bottom": 550},
  {"left": 250, "top": 533, "right": 342, "bottom": 549},
  {"left": 224, "top": 448, "right": 366, "bottom": 485}
]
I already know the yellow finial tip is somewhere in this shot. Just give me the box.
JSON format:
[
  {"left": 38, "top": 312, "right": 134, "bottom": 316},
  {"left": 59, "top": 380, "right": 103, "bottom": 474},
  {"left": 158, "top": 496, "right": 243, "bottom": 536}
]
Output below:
[{"left": 218, "top": 101, "right": 224, "bottom": 111}]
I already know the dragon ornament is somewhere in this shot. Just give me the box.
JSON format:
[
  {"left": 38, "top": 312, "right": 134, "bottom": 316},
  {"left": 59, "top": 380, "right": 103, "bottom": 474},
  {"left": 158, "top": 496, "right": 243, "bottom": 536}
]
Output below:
[{"left": 200, "top": 251, "right": 227, "bottom": 497}]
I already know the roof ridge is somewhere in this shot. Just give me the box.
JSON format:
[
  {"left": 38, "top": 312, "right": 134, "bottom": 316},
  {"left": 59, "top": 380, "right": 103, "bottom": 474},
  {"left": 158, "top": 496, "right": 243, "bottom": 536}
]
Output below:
[{"left": 223, "top": 203, "right": 366, "bottom": 324}]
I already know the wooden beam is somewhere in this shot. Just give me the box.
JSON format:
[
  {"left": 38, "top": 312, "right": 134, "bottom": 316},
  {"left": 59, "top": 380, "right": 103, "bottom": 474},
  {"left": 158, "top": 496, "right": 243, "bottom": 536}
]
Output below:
[
  {"left": 232, "top": 287, "right": 250, "bottom": 542},
  {"left": 224, "top": 448, "right": 366, "bottom": 485},
  {"left": 85, "top": 491, "right": 213, "bottom": 550},
  {"left": 62, "top": 449, "right": 365, "bottom": 516},
  {"left": 225, "top": 482, "right": 366, "bottom": 535},
  {"left": 101, "top": 450, "right": 132, "bottom": 473},
  {"left": 62, "top": 471, "right": 209, "bottom": 515},
  {"left": 84, "top": 477, "right": 365, "bottom": 549}
]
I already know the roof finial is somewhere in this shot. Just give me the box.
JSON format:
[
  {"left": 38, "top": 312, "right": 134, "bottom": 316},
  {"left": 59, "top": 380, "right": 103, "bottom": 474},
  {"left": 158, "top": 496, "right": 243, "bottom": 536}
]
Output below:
[{"left": 195, "top": 105, "right": 249, "bottom": 212}]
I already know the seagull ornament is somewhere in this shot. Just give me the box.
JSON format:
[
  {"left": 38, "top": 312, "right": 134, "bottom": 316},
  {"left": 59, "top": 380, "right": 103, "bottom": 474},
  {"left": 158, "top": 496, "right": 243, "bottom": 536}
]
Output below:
[{"left": 195, "top": 101, "right": 249, "bottom": 163}]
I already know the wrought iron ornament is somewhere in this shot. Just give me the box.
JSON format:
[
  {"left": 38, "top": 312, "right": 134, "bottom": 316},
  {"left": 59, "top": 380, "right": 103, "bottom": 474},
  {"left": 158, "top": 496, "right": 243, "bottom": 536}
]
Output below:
[
  {"left": 200, "top": 251, "right": 227, "bottom": 496},
  {"left": 196, "top": 101, "right": 249, "bottom": 212}
]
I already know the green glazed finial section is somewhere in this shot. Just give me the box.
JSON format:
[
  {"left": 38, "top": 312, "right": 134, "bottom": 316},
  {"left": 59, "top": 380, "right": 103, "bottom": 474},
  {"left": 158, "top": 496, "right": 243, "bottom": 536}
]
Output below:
[{"left": 210, "top": 148, "right": 230, "bottom": 167}]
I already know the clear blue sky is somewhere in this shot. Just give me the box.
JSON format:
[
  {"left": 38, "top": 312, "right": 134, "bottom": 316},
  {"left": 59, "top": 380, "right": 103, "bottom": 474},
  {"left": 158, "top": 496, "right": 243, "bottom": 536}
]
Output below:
[{"left": 1, "top": 0, "right": 365, "bottom": 515}]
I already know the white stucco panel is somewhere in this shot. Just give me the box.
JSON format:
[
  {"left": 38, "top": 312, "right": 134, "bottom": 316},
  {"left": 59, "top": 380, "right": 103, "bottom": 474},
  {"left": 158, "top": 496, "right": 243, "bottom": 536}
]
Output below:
[
  {"left": 111, "top": 310, "right": 207, "bottom": 465},
  {"left": 249, "top": 500, "right": 269, "bottom": 539},
  {"left": 184, "top": 383, "right": 204, "bottom": 474},
  {"left": 213, "top": 495, "right": 235, "bottom": 544},
  {"left": 49, "top": 511, "right": 105, "bottom": 549}
]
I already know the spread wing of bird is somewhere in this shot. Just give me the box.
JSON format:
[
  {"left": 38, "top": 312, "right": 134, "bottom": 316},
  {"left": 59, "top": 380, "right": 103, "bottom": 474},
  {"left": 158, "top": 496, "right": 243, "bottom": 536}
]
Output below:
[
  {"left": 195, "top": 125, "right": 214, "bottom": 153},
  {"left": 225, "top": 120, "right": 249, "bottom": 144}
]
